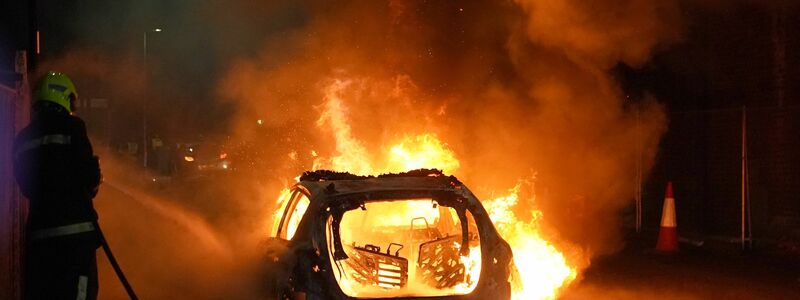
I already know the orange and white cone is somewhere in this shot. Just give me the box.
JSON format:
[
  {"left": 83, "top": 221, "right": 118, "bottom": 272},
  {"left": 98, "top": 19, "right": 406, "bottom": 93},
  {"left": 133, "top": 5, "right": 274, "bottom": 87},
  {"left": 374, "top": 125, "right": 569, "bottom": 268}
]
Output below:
[{"left": 656, "top": 181, "right": 679, "bottom": 253}]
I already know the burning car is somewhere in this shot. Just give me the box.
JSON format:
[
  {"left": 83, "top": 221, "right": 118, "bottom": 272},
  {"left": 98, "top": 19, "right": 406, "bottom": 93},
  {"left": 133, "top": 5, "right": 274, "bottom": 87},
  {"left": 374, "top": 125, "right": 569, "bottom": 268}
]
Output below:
[{"left": 263, "top": 169, "right": 516, "bottom": 299}]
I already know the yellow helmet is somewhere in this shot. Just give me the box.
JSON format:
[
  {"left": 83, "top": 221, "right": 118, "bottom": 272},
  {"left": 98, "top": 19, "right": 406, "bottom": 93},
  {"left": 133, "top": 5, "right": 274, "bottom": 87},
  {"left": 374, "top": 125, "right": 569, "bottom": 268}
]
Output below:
[{"left": 34, "top": 71, "right": 78, "bottom": 112}]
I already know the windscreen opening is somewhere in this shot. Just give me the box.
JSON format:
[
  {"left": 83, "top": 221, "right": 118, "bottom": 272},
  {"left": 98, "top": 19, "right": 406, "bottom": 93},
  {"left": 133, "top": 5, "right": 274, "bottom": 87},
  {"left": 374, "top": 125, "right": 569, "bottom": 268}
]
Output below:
[{"left": 327, "top": 199, "right": 481, "bottom": 298}]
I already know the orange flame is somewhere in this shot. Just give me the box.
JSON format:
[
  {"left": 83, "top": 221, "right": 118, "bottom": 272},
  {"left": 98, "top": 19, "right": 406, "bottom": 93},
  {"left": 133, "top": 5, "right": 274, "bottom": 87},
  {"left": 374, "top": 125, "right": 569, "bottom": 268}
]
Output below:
[
  {"left": 484, "top": 185, "right": 578, "bottom": 299},
  {"left": 387, "top": 134, "right": 460, "bottom": 174},
  {"left": 272, "top": 79, "right": 581, "bottom": 299}
]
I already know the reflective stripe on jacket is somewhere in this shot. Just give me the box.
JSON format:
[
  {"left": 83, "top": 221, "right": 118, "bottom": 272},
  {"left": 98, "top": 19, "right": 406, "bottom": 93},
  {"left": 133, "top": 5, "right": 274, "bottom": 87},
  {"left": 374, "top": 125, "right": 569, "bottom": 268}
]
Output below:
[
  {"left": 14, "top": 134, "right": 72, "bottom": 158},
  {"left": 29, "top": 222, "right": 96, "bottom": 241}
]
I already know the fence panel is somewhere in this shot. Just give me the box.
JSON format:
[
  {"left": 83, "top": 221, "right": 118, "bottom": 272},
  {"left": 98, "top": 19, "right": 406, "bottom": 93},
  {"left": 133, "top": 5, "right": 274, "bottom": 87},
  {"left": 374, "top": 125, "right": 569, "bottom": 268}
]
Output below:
[
  {"left": 748, "top": 107, "right": 800, "bottom": 240},
  {"left": 646, "top": 106, "right": 800, "bottom": 244}
]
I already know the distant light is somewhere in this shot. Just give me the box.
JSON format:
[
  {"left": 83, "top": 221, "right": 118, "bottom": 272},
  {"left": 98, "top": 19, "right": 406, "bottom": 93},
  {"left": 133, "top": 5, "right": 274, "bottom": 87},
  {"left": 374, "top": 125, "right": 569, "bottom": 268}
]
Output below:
[
  {"left": 219, "top": 152, "right": 227, "bottom": 160},
  {"left": 36, "top": 31, "right": 41, "bottom": 54},
  {"left": 189, "top": 148, "right": 194, "bottom": 152},
  {"left": 256, "top": 119, "right": 263, "bottom": 125},
  {"left": 154, "top": 28, "right": 162, "bottom": 32},
  {"left": 184, "top": 155, "right": 195, "bottom": 162}
]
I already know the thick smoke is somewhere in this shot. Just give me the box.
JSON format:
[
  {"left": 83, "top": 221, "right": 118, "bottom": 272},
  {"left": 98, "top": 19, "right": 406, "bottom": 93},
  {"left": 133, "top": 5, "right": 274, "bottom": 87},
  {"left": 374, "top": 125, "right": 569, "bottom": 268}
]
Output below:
[
  {"left": 219, "top": 0, "right": 680, "bottom": 257},
  {"left": 31, "top": 42, "right": 274, "bottom": 300},
  {"left": 90, "top": 152, "right": 269, "bottom": 299},
  {"left": 30, "top": 0, "right": 693, "bottom": 298},
  {"left": 503, "top": 0, "right": 681, "bottom": 254}
]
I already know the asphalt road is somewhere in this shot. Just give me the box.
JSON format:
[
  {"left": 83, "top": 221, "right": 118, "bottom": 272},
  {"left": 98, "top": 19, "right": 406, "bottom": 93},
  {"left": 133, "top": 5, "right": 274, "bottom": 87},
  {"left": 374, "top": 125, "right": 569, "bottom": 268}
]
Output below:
[
  {"left": 562, "top": 238, "right": 800, "bottom": 300},
  {"left": 91, "top": 168, "right": 800, "bottom": 300}
]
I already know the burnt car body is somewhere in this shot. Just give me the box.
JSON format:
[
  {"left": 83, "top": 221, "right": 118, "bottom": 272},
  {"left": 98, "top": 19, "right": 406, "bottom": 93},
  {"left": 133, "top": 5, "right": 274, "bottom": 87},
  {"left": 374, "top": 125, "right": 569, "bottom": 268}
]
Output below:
[{"left": 263, "top": 169, "right": 515, "bottom": 299}]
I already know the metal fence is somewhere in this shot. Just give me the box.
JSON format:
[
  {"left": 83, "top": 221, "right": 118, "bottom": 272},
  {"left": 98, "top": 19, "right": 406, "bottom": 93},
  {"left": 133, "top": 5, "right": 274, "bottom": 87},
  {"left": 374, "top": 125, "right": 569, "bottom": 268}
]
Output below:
[{"left": 645, "top": 105, "right": 800, "bottom": 247}]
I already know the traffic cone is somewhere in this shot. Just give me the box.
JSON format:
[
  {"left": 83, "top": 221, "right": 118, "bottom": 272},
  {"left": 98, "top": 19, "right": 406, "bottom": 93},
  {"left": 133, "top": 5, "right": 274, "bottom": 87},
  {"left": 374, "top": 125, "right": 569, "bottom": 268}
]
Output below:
[{"left": 656, "top": 181, "right": 679, "bottom": 253}]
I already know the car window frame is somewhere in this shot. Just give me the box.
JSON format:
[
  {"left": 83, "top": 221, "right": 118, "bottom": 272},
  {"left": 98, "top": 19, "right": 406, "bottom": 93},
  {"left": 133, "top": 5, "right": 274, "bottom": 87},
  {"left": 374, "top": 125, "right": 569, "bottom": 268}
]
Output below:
[{"left": 276, "top": 188, "right": 311, "bottom": 240}]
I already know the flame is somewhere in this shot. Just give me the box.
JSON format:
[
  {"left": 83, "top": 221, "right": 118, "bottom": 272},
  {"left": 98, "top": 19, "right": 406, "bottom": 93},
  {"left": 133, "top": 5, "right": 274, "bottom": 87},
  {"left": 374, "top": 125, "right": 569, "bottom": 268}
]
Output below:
[
  {"left": 454, "top": 241, "right": 482, "bottom": 293},
  {"left": 271, "top": 79, "right": 580, "bottom": 299},
  {"left": 313, "top": 79, "right": 372, "bottom": 174},
  {"left": 270, "top": 188, "right": 293, "bottom": 237},
  {"left": 387, "top": 134, "right": 460, "bottom": 174},
  {"left": 484, "top": 185, "right": 578, "bottom": 300}
]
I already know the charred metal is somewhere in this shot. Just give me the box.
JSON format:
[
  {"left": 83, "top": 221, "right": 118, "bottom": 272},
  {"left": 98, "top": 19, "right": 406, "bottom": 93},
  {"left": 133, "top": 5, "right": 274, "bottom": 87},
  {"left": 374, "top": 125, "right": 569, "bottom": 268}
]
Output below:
[{"left": 264, "top": 169, "right": 515, "bottom": 299}]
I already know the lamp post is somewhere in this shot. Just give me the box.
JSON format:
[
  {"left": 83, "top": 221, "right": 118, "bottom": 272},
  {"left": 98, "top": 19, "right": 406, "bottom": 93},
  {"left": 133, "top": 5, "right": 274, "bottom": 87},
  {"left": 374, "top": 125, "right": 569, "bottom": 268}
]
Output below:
[{"left": 142, "top": 28, "right": 162, "bottom": 169}]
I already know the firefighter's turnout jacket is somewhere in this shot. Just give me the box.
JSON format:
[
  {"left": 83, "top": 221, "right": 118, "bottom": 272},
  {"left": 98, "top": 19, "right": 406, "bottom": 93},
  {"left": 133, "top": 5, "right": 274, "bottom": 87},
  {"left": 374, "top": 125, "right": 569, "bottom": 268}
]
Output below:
[
  {"left": 14, "top": 102, "right": 103, "bottom": 300},
  {"left": 14, "top": 102, "right": 101, "bottom": 233}
]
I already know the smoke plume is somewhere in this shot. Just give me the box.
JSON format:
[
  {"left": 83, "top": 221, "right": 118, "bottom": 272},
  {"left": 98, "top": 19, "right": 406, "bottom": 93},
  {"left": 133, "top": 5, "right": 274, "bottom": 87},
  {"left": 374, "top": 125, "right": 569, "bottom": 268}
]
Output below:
[
  {"left": 219, "top": 0, "right": 681, "bottom": 257},
  {"left": 30, "top": 0, "right": 696, "bottom": 298}
]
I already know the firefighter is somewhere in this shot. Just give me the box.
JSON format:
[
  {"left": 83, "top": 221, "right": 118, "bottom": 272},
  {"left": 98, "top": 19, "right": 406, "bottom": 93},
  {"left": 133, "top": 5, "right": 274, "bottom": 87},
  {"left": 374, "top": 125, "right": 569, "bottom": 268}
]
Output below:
[{"left": 13, "top": 71, "right": 102, "bottom": 300}]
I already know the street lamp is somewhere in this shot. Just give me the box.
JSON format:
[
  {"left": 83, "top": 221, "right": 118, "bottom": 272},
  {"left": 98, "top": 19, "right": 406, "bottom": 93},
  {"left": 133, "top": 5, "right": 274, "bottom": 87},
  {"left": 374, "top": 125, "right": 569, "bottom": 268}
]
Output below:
[{"left": 143, "top": 28, "right": 162, "bottom": 169}]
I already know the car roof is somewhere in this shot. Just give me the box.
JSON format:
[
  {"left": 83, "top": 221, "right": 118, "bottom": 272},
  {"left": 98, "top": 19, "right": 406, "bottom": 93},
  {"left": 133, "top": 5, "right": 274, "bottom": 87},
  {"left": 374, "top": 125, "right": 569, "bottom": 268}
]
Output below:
[{"left": 296, "top": 169, "right": 464, "bottom": 200}]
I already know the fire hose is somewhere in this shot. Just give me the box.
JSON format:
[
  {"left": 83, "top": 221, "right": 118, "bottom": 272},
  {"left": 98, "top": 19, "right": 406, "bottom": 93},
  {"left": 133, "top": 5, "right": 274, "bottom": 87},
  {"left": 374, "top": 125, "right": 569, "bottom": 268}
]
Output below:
[{"left": 95, "top": 222, "right": 139, "bottom": 300}]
